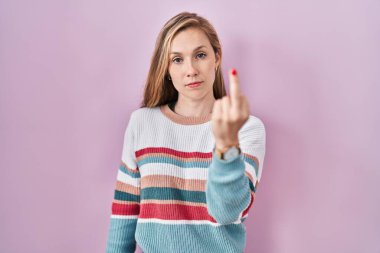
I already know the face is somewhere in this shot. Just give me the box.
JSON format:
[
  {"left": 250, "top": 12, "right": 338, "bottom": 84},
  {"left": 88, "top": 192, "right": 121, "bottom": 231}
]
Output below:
[{"left": 168, "top": 27, "right": 220, "bottom": 102}]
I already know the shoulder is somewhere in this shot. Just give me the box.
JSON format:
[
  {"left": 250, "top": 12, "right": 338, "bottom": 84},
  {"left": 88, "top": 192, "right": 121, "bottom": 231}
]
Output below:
[
  {"left": 240, "top": 115, "right": 265, "bottom": 134},
  {"left": 238, "top": 114, "right": 266, "bottom": 145},
  {"left": 130, "top": 106, "right": 157, "bottom": 119},
  {"left": 126, "top": 106, "right": 161, "bottom": 128},
  {"left": 129, "top": 106, "right": 161, "bottom": 121}
]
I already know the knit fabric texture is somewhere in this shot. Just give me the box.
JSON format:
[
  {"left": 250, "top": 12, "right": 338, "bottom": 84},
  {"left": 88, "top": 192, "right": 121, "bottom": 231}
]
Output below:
[{"left": 105, "top": 103, "right": 266, "bottom": 253}]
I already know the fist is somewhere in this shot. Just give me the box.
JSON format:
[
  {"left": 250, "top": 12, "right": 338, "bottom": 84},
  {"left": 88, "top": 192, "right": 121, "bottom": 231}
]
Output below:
[{"left": 212, "top": 69, "right": 250, "bottom": 150}]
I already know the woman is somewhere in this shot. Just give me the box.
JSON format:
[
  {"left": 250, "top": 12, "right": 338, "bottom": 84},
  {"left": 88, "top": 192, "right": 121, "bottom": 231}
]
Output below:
[{"left": 106, "top": 12, "right": 266, "bottom": 253}]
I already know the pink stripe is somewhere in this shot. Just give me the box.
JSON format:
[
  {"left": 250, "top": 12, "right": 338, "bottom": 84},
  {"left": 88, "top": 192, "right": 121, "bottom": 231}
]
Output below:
[
  {"left": 139, "top": 203, "right": 217, "bottom": 222},
  {"left": 136, "top": 147, "right": 212, "bottom": 159},
  {"left": 112, "top": 202, "right": 140, "bottom": 216},
  {"left": 242, "top": 192, "right": 255, "bottom": 217}
]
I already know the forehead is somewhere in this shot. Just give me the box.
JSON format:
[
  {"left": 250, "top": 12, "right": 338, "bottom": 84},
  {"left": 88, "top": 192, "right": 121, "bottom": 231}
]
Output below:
[{"left": 170, "top": 27, "right": 212, "bottom": 53}]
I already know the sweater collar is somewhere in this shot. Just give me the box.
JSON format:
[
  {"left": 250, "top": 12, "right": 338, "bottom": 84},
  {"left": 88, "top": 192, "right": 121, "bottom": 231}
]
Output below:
[{"left": 159, "top": 104, "right": 212, "bottom": 125}]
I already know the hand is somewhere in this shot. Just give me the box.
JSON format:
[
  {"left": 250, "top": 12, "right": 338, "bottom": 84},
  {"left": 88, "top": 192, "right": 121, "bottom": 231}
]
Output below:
[{"left": 212, "top": 68, "right": 250, "bottom": 150}]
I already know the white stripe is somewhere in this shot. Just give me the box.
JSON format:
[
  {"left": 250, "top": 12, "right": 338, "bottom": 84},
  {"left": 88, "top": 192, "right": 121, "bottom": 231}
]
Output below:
[
  {"left": 111, "top": 215, "right": 248, "bottom": 222},
  {"left": 117, "top": 170, "right": 140, "bottom": 187},
  {"left": 111, "top": 214, "right": 139, "bottom": 219},
  {"left": 140, "top": 163, "right": 208, "bottom": 180},
  {"left": 137, "top": 218, "right": 242, "bottom": 226},
  {"left": 139, "top": 158, "right": 257, "bottom": 182},
  {"left": 244, "top": 161, "right": 258, "bottom": 183}
]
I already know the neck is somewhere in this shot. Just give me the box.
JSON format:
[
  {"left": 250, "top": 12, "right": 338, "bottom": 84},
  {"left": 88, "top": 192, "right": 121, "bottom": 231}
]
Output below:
[{"left": 171, "top": 97, "right": 215, "bottom": 118}]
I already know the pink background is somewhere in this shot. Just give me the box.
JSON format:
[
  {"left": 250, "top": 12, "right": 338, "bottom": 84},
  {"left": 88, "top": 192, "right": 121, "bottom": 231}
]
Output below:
[{"left": 1, "top": 1, "right": 379, "bottom": 252}]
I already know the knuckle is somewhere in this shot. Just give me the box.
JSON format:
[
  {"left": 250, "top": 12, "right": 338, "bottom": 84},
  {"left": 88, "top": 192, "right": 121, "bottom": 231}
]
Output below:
[{"left": 229, "top": 114, "right": 239, "bottom": 122}]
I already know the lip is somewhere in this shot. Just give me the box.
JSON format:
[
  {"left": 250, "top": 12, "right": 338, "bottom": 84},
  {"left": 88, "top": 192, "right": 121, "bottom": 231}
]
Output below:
[{"left": 186, "top": 81, "right": 203, "bottom": 86}]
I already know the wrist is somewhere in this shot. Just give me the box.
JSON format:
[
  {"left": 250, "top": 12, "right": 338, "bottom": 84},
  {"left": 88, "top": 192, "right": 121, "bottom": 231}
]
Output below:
[
  {"left": 215, "top": 139, "right": 240, "bottom": 152},
  {"left": 213, "top": 141, "right": 241, "bottom": 161}
]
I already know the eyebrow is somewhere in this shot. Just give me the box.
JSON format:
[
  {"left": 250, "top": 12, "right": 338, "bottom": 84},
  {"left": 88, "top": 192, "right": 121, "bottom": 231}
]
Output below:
[{"left": 170, "top": 45, "right": 207, "bottom": 55}]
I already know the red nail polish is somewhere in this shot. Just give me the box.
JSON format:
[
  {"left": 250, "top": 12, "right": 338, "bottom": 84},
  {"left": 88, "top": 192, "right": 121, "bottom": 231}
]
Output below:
[{"left": 232, "top": 68, "right": 237, "bottom": 76}]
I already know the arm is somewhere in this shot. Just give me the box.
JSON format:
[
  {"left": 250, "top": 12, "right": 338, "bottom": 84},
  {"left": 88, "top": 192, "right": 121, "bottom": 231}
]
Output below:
[
  {"left": 106, "top": 113, "right": 140, "bottom": 253},
  {"left": 206, "top": 116, "right": 266, "bottom": 225}
]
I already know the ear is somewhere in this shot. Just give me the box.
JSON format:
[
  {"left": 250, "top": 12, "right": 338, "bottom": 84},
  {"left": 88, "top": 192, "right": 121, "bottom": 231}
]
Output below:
[{"left": 215, "top": 52, "right": 221, "bottom": 68}]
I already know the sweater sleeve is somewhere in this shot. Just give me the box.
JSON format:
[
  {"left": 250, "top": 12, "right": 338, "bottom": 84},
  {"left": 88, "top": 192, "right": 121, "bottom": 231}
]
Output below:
[
  {"left": 106, "top": 112, "right": 141, "bottom": 253},
  {"left": 206, "top": 116, "right": 266, "bottom": 225}
]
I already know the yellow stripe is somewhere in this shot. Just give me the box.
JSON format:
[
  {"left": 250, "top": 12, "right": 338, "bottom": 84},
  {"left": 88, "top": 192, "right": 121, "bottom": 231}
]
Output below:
[{"left": 141, "top": 175, "right": 205, "bottom": 191}]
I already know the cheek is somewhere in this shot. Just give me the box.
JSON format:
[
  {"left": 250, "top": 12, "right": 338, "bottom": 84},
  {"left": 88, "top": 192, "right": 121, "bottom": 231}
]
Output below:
[
  {"left": 169, "top": 65, "right": 181, "bottom": 79},
  {"left": 204, "top": 58, "right": 216, "bottom": 71},
  {"left": 205, "top": 61, "right": 216, "bottom": 77},
  {"left": 170, "top": 72, "right": 184, "bottom": 90}
]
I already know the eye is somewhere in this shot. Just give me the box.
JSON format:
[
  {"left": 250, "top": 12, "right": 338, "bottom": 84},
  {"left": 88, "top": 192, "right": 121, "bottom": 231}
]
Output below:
[
  {"left": 172, "top": 57, "right": 183, "bottom": 64},
  {"left": 197, "top": 52, "right": 207, "bottom": 59}
]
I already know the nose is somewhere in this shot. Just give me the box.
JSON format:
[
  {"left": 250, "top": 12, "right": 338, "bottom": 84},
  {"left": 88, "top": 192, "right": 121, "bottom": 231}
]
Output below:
[{"left": 185, "top": 59, "right": 198, "bottom": 77}]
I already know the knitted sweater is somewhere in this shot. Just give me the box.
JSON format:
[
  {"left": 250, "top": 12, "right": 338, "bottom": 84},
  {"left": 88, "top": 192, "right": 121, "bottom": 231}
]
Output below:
[{"left": 105, "top": 103, "right": 266, "bottom": 253}]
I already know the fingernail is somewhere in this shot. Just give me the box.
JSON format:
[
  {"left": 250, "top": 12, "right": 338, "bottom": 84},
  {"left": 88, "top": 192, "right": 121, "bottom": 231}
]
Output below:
[{"left": 232, "top": 68, "right": 237, "bottom": 76}]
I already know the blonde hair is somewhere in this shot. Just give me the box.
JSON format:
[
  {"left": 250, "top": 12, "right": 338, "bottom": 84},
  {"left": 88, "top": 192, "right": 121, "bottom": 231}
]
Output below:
[{"left": 140, "top": 12, "right": 226, "bottom": 108}]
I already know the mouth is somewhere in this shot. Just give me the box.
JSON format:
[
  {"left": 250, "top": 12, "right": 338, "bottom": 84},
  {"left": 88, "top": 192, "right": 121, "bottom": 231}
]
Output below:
[{"left": 186, "top": 81, "right": 203, "bottom": 87}]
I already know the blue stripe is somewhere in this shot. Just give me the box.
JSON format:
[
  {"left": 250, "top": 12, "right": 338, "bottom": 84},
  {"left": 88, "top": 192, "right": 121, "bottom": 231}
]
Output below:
[
  {"left": 141, "top": 187, "right": 206, "bottom": 203},
  {"left": 114, "top": 190, "right": 140, "bottom": 202},
  {"left": 106, "top": 218, "right": 138, "bottom": 252},
  {"left": 134, "top": 222, "right": 246, "bottom": 253},
  {"left": 248, "top": 179, "right": 256, "bottom": 193},
  {"left": 119, "top": 164, "right": 141, "bottom": 178},
  {"left": 137, "top": 157, "right": 210, "bottom": 168}
]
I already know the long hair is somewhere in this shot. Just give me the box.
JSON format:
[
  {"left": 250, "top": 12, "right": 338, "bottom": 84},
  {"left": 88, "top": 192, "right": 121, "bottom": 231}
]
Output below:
[{"left": 140, "top": 12, "right": 227, "bottom": 108}]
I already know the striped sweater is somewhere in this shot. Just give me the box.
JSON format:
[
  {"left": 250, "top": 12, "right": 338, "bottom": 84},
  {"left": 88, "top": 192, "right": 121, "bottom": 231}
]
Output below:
[{"left": 105, "top": 103, "right": 266, "bottom": 253}]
